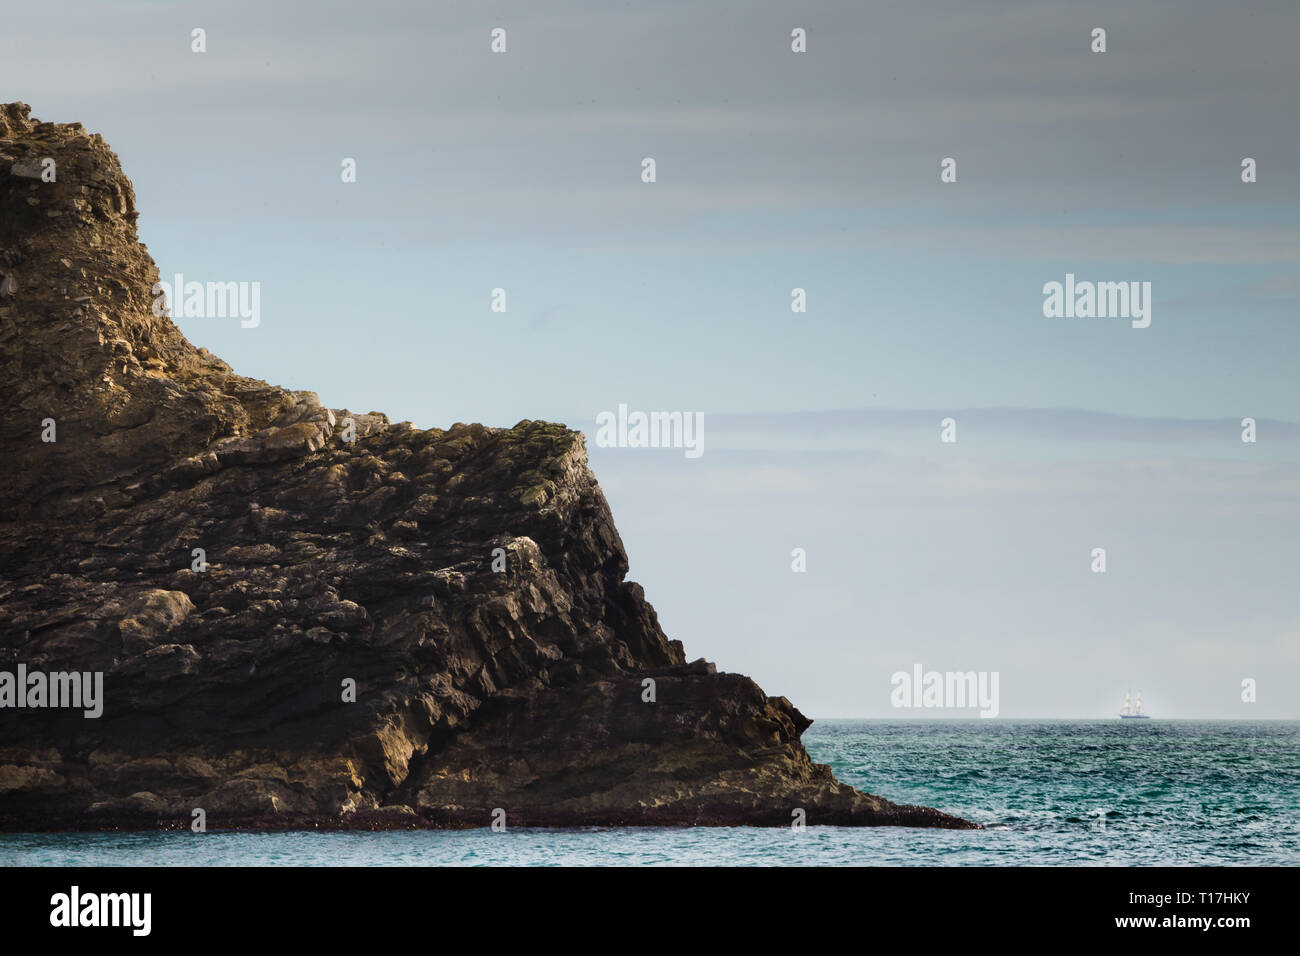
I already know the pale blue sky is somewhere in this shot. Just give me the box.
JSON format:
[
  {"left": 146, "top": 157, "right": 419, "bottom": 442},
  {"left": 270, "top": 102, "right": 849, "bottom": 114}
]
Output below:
[{"left": 6, "top": 0, "right": 1298, "bottom": 716}]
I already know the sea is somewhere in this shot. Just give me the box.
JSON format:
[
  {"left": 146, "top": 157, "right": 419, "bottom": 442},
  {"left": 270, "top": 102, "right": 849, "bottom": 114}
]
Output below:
[{"left": 2, "top": 720, "right": 1296, "bottom": 866}]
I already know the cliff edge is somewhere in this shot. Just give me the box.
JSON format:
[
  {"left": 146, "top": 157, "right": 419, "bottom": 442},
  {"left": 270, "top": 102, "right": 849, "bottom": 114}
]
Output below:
[{"left": 0, "top": 103, "right": 975, "bottom": 830}]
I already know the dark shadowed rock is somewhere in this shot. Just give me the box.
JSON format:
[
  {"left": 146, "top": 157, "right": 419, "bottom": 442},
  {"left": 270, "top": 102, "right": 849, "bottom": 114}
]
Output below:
[{"left": 0, "top": 103, "right": 976, "bottom": 831}]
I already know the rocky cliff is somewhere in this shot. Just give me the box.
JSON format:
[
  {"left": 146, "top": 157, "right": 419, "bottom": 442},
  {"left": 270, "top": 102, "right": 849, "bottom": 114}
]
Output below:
[{"left": 0, "top": 103, "right": 974, "bottom": 830}]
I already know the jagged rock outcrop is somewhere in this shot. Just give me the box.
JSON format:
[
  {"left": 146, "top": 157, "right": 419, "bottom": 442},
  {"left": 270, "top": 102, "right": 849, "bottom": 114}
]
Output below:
[{"left": 0, "top": 103, "right": 975, "bottom": 830}]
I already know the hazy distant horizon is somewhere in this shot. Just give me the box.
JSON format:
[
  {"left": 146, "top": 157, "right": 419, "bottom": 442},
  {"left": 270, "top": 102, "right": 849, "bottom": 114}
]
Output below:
[{"left": 810, "top": 716, "right": 1300, "bottom": 722}]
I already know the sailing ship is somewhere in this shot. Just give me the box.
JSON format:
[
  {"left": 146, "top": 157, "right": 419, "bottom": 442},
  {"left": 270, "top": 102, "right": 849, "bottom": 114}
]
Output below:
[{"left": 1119, "top": 690, "right": 1151, "bottom": 719}]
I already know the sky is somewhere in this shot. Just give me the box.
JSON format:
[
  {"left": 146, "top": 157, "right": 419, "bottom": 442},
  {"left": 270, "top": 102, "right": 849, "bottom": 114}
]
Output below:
[{"left": 4, "top": 0, "right": 1298, "bottom": 717}]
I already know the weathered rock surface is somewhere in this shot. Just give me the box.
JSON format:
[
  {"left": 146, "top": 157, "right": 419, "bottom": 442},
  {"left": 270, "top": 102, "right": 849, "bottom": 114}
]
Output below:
[{"left": 0, "top": 103, "right": 975, "bottom": 830}]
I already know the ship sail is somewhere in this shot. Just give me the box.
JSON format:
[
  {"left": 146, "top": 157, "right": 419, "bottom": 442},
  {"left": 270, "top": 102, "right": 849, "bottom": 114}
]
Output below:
[{"left": 1119, "top": 689, "right": 1150, "bottom": 718}]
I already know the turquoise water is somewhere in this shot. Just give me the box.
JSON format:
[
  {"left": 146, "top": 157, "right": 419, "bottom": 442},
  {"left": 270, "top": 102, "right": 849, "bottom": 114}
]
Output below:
[{"left": 2, "top": 720, "right": 1296, "bottom": 865}]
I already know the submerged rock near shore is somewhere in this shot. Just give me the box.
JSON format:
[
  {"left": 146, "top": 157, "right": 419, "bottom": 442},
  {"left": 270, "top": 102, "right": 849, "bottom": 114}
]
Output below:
[{"left": 0, "top": 103, "right": 975, "bottom": 831}]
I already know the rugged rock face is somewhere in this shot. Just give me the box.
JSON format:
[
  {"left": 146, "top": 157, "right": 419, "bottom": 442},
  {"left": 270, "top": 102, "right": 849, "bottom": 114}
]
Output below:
[{"left": 0, "top": 103, "right": 975, "bottom": 830}]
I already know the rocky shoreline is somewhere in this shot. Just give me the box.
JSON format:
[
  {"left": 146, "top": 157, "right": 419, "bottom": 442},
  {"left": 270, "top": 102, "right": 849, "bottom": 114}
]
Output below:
[
  {"left": 0, "top": 102, "right": 976, "bottom": 832},
  {"left": 6, "top": 800, "right": 975, "bottom": 833}
]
